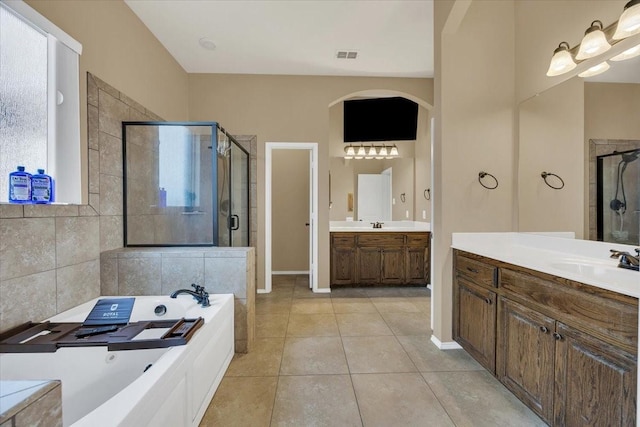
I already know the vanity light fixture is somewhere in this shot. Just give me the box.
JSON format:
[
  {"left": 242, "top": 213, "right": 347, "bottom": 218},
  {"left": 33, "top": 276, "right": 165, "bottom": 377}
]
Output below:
[
  {"left": 578, "top": 61, "right": 610, "bottom": 78},
  {"left": 612, "top": 0, "right": 640, "bottom": 40},
  {"left": 575, "top": 20, "right": 611, "bottom": 60},
  {"left": 343, "top": 144, "right": 399, "bottom": 160},
  {"left": 610, "top": 43, "right": 640, "bottom": 60},
  {"left": 546, "top": 42, "right": 577, "bottom": 76}
]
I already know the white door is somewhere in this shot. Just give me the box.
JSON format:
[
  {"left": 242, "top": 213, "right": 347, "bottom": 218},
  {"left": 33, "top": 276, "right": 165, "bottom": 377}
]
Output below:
[{"left": 308, "top": 150, "right": 315, "bottom": 289}]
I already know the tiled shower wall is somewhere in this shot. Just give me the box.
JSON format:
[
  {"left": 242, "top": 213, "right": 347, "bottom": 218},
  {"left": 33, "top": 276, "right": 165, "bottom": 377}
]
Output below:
[{"left": 0, "top": 73, "right": 160, "bottom": 333}]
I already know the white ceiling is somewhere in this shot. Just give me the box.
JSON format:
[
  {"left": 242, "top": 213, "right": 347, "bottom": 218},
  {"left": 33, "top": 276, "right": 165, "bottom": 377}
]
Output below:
[{"left": 124, "top": 0, "right": 434, "bottom": 78}]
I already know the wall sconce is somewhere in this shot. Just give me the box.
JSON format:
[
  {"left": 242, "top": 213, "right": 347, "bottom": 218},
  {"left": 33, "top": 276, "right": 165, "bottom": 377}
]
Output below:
[
  {"left": 546, "top": 1, "right": 640, "bottom": 78},
  {"left": 612, "top": 0, "right": 640, "bottom": 40},
  {"left": 575, "top": 20, "right": 611, "bottom": 60},
  {"left": 343, "top": 144, "right": 400, "bottom": 160}
]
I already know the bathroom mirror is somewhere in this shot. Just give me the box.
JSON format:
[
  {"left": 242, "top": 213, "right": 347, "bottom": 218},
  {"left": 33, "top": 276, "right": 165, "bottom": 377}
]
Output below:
[
  {"left": 518, "top": 54, "right": 640, "bottom": 245},
  {"left": 329, "top": 156, "right": 415, "bottom": 221}
]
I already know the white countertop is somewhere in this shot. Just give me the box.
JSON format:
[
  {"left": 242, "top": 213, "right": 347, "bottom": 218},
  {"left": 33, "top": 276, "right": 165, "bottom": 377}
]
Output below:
[
  {"left": 451, "top": 232, "right": 639, "bottom": 298},
  {"left": 330, "top": 221, "right": 430, "bottom": 232}
]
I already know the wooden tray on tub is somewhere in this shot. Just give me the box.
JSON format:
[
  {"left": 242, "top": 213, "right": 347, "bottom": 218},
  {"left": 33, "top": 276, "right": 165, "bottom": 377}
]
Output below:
[{"left": 0, "top": 317, "right": 204, "bottom": 353}]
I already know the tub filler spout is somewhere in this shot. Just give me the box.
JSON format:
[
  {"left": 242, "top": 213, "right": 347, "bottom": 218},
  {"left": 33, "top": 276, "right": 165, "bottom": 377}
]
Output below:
[{"left": 171, "top": 283, "right": 211, "bottom": 307}]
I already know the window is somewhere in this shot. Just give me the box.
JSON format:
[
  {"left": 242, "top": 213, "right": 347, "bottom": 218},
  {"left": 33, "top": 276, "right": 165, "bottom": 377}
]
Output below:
[{"left": 0, "top": 0, "right": 82, "bottom": 204}]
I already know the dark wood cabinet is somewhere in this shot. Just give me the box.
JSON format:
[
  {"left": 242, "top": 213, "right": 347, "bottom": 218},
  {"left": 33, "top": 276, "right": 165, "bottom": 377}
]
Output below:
[
  {"left": 330, "top": 232, "right": 430, "bottom": 287},
  {"left": 453, "top": 250, "right": 638, "bottom": 427},
  {"left": 554, "top": 322, "right": 636, "bottom": 427},
  {"left": 456, "top": 279, "right": 496, "bottom": 372},
  {"left": 497, "top": 297, "right": 555, "bottom": 423}
]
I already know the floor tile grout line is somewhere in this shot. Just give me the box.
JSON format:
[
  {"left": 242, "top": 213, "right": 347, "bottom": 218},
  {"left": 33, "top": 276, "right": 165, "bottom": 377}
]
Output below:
[{"left": 420, "top": 373, "right": 460, "bottom": 427}]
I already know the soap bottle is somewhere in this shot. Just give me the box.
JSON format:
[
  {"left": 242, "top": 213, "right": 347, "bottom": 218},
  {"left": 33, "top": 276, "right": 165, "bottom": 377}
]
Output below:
[
  {"left": 8, "top": 166, "right": 32, "bottom": 204},
  {"left": 31, "top": 169, "right": 54, "bottom": 204}
]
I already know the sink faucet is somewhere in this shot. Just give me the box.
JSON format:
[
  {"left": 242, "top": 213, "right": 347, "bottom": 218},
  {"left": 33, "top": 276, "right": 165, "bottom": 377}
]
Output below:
[
  {"left": 370, "top": 222, "right": 383, "bottom": 229},
  {"left": 170, "top": 283, "right": 211, "bottom": 307},
  {"left": 610, "top": 249, "right": 640, "bottom": 272}
]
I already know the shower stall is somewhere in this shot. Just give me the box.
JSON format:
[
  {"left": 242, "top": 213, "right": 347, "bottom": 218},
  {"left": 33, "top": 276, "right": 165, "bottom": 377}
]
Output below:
[
  {"left": 597, "top": 148, "right": 640, "bottom": 245},
  {"left": 122, "top": 122, "right": 249, "bottom": 247}
]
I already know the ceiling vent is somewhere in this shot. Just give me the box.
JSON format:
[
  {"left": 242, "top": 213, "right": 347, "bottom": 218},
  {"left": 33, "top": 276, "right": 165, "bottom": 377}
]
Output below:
[{"left": 336, "top": 50, "right": 358, "bottom": 59}]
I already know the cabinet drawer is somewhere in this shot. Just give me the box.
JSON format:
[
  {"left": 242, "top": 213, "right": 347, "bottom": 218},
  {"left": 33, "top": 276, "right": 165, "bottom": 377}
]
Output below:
[
  {"left": 455, "top": 255, "right": 497, "bottom": 288},
  {"left": 358, "top": 234, "right": 404, "bottom": 247},
  {"left": 500, "top": 268, "right": 638, "bottom": 352},
  {"left": 406, "top": 233, "right": 429, "bottom": 246},
  {"left": 332, "top": 234, "right": 355, "bottom": 248}
]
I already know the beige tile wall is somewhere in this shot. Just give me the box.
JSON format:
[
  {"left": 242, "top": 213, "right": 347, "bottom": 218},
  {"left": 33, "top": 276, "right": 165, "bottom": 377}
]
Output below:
[
  {"left": 0, "top": 73, "right": 161, "bottom": 333},
  {"left": 100, "top": 247, "right": 255, "bottom": 353},
  {"left": 0, "top": 380, "right": 62, "bottom": 427}
]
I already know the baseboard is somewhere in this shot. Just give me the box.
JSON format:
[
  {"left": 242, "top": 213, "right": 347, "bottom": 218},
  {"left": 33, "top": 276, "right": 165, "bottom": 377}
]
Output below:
[
  {"left": 430, "top": 335, "right": 462, "bottom": 350},
  {"left": 313, "top": 288, "right": 331, "bottom": 294},
  {"left": 257, "top": 289, "right": 270, "bottom": 294},
  {"left": 272, "top": 271, "right": 309, "bottom": 275}
]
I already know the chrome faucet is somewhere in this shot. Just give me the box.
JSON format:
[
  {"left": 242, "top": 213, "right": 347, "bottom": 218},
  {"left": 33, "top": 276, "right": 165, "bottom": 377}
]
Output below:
[
  {"left": 170, "top": 283, "right": 211, "bottom": 307},
  {"left": 610, "top": 249, "right": 640, "bottom": 272}
]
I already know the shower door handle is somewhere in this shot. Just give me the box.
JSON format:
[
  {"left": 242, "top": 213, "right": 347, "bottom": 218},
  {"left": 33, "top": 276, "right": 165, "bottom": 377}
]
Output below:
[{"left": 230, "top": 214, "right": 240, "bottom": 231}]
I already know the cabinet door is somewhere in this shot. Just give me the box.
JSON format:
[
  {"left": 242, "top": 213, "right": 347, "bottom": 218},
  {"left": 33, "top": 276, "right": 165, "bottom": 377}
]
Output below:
[
  {"left": 497, "top": 297, "right": 556, "bottom": 424},
  {"left": 455, "top": 279, "right": 496, "bottom": 372},
  {"left": 356, "top": 247, "right": 381, "bottom": 284},
  {"left": 554, "top": 323, "right": 637, "bottom": 427},
  {"left": 405, "top": 246, "right": 428, "bottom": 284},
  {"left": 381, "top": 248, "right": 405, "bottom": 284},
  {"left": 331, "top": 247, "right": 355, "bottom": 285}
]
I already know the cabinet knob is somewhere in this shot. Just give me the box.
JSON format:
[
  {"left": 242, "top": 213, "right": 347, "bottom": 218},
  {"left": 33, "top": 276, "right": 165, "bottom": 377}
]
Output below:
[
  {"left": 484, "top": 297, "right": 492, "bottom": 305},
  {"left": 539, "top": 326, "right": 549, "bottom": 333},
  {"left": 553, "top": 332, "right": 563, "bottom": 341}
]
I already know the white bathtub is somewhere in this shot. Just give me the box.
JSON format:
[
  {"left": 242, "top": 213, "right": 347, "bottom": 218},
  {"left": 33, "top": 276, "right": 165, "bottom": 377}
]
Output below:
[{"left": 0, "top": 294, "right": 234, "bottom": 427}]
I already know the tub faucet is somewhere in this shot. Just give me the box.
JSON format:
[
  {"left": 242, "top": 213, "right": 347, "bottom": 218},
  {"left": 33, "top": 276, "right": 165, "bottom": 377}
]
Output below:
[
  {"left": 610, "top": 249, "right": 640, "bottom": 272},
  {"left": 170, "top": 283, "right": 211, "bottom": 307}
]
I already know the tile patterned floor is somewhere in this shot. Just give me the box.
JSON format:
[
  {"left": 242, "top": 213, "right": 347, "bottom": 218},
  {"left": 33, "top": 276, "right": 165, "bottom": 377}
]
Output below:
[{"left": 200, "top": 275, "right": 546, "bottom": 427}]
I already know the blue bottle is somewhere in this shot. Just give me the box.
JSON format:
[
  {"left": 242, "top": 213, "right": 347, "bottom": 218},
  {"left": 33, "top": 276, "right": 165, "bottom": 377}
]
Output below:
[
  {"left": 9, "top": 166, "right": 32, "bottom": 204},
  {"left": 31, "top": 169, "right": 54, "bottom": 204}
]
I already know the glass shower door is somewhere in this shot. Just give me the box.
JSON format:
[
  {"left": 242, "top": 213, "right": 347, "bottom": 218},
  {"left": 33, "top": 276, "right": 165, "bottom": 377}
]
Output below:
[
  {"left": 230, "top": 142, "right": 249, "bottom": 246},
  {"left": 597, "top": 149, "right": 640, "bottom": 245}
]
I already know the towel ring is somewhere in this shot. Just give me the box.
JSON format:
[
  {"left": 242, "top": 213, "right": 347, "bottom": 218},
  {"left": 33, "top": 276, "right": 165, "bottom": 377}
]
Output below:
[
  {"left": 400, "top": 193, "right": 406, "bottom": 203},
  {"left": 424, "top": 189, "right": 431, "bottom": 200},
  {"left": 478, "top": 172, "right": 498, "bottom": 190},
  {"left": 541, "top": 172, "right": 564, "bottom": 190}
]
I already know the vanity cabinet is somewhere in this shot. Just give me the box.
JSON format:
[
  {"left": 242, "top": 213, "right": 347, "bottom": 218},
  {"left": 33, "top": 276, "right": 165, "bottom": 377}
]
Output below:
[
  {"left": 453, "top": 250, "right": 638, "bottom": 426},
  {"left": 330, "top": 232, "right": 430, "bottom": 287},
  {"left": 453, "top": 254, "right": 498, "bottom": 372}
]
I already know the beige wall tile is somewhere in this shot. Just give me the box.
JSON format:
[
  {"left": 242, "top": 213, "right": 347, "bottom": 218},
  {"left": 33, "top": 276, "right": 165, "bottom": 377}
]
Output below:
[
  {"left": 0, "top": 205, "right": 23, "bottom": 218},
  {"left": 98, "top": 89, "right": 129, "bottom": 138},
  {"left": 0, "top": 270, "right": 56, "bottom": 332},
  {"left": 100, "top": 255, "right": 118, "bottom": 295},
  {"left": 160, "top": 257, "right": 205, "bottom": 294},
  {"left": 99, "top": 175, "right": 123, "bottom": 216},
  {"left": 55, "top": 206, "right": 79, "bottom": 217},
  {"left": 99, "top": 132, "right": 123, "bottom": 177},
  {"left": 55, "top": 217, "right": 100, "bottom": 268},
  {"left": 88, "top": 104, "right": 99, "bottom": 149},
  {"left": 14, "top": 383, "right": 63, "bottom": 427},
  {"left": 117, "top": 257, "right": 161, "bottom": 295},
  {"left": 89, "top": 148, "right": 100, "bottom": 193},
  {"left": 87, "top": 73, "right": 99, "bottom": 107},
  {"left": 56, "top": 260, "right": 100, "bottom": 312},
  {"left": 99, "top": 215, "right": 123, "bottom": 251},
  {"left": 0, "top": 218, "right": 56, "bottom": 281},
  {"left": 23, "top": 205, "right": 56, "bottom": 218},
  {"left": 204, "top": 257, "right": 247, "bottom": 297},
  {"left": 126, "top": 215, "right": 156, "bottom": 245}
]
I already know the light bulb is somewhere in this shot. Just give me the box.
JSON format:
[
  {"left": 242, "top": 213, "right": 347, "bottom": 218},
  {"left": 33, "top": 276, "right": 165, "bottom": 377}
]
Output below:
[
  {"left": 578, "top": 61, "right": 610, "bottom": 78},
  {"left": 575, "top": 21, "right": 611, "bottom": 60},
  {"left": 389, "top": 145, "right": 399, "bottom": 156},
  {"left": 613, "top": 0, "right": 640, "bottom": 40},
  {"left": 610, "top": 43, "right": 640, "bottom": 61},
  {"left": 546, "top": 42, "right": 576, "bottom": 77},
  {"left": 344, "top": 145, "right": 355, "bottom": 157}
]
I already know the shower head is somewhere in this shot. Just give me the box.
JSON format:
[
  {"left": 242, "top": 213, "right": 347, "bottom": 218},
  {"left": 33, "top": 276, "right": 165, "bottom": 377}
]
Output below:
[{"left": 621, "top": 150, "right": 639, "bottom": 163}]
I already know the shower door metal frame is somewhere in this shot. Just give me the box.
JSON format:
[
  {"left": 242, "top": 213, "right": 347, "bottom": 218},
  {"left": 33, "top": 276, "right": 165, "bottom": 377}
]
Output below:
[
  {"left": 122, "top": 121, "right": 222, "bottom": 247},
  {"left": 223, "top": 134, "right": 251, "bottom": 247},
  {"left": 596, "top": 148, "right": 639, "bottom": 242}
]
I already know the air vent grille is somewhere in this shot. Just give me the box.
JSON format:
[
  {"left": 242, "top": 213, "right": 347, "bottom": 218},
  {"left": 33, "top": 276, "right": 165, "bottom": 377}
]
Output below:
[{"left": 336, "top": 50, "right": 358, "bottom": 59}]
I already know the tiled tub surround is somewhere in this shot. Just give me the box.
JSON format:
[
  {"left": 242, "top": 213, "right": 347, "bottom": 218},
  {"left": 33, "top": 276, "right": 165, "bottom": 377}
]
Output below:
[
  {"left": 1, "top": 74, "right": 258, "bottom": 337},
  {"left": 0, "top": 73, "right": 161, "bottom": 334},
  {"left": 0, "top": 380, "right": 62, "bottom": 427},
  {"left": 100, "top": 247, "right": 255, "bottom": 353}
]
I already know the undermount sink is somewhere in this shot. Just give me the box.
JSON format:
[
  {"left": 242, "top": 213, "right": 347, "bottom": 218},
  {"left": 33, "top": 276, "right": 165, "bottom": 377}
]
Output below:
[{"left": 550, "top": 259, "right": 623, "bottom": 277}]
